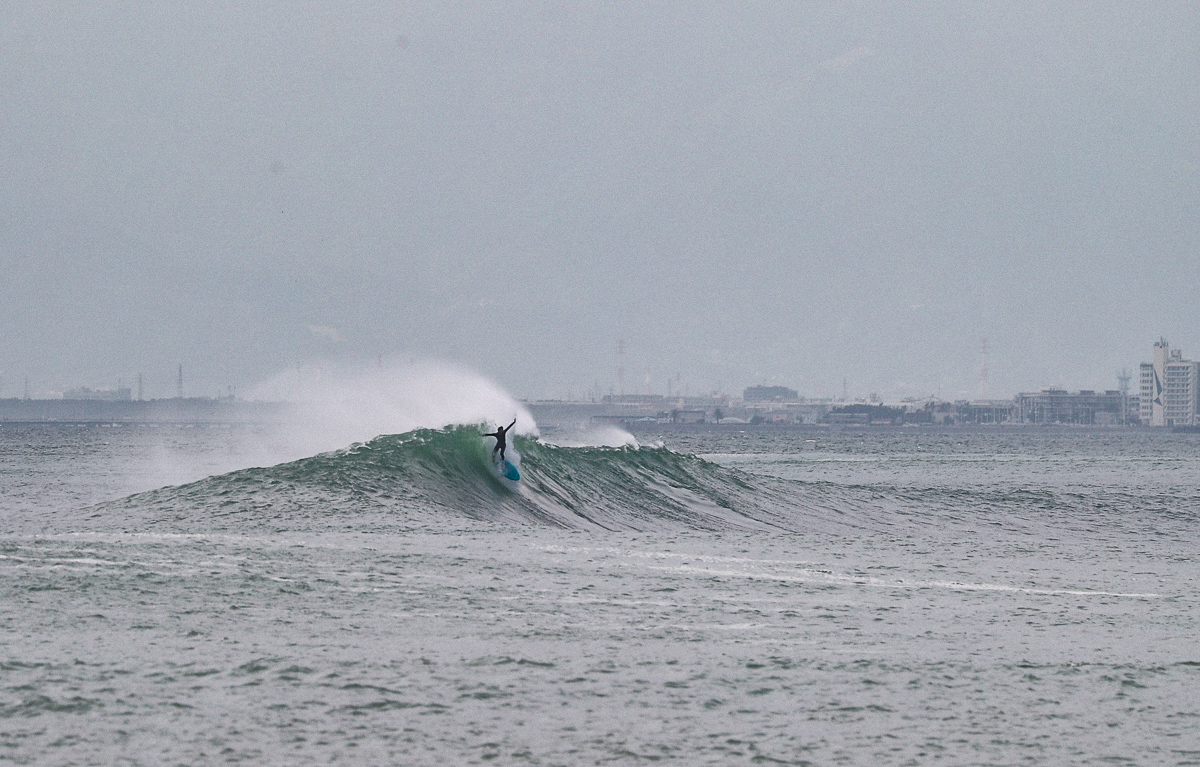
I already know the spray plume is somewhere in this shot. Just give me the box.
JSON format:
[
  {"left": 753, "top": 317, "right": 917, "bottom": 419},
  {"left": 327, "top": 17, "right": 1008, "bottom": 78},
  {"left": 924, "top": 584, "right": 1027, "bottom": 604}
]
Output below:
[{"left": 248, "top": 358, "right": 538, "bottom": 460}]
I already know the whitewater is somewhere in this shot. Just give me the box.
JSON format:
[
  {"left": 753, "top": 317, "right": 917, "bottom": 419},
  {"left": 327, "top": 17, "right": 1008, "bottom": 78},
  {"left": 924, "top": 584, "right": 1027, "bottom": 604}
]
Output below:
[{"left": 1, "top": 373, "right": 1198, "bottom": 765}]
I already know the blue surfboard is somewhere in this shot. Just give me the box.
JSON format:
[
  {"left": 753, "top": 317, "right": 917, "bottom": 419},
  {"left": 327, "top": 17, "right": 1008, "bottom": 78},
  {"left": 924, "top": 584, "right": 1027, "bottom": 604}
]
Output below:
[{"left": 499, "top": 459, "right": 520, "bottom": 481}]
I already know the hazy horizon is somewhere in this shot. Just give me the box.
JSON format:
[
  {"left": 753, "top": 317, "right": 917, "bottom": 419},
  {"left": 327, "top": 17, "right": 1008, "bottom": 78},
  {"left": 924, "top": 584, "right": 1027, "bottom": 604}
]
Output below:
[{"left": 3, "top": 2, "right": 1198, "bottom": 402}]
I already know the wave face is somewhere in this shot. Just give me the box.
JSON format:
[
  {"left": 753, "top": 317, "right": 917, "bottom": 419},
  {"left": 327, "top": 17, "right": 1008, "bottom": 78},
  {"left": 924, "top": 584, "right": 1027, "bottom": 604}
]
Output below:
[
  {"left": 95, "top": 426, "right": 1200, "bottom": 539},
  {"left": 100, "top": 427, "right": 803, "bottom": 533}
]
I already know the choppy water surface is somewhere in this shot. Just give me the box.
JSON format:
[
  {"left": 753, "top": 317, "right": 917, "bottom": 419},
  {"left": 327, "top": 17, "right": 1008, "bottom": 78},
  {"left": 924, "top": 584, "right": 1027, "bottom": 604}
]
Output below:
[{"left": 2, "top": 424, "right": 1198, "bottom": 765}]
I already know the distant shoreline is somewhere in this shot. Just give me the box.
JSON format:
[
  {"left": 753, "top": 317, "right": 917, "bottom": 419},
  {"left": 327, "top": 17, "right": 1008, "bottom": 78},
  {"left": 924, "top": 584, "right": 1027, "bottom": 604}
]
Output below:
[{"left": 0, "top": 398, "right": 289, "bottom": 425}]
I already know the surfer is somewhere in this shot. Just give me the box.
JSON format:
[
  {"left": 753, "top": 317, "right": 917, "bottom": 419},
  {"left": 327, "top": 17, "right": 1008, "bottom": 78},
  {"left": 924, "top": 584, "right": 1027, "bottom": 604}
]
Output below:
[{"left": 483, "top": 418, "right": 517, "bottom": 462}]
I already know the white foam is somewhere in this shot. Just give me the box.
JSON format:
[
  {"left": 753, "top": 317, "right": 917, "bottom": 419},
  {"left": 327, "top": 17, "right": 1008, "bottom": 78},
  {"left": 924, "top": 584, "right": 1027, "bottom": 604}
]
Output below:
[{"left": 543, "top": 424, "right": 640, "bottom": 448}]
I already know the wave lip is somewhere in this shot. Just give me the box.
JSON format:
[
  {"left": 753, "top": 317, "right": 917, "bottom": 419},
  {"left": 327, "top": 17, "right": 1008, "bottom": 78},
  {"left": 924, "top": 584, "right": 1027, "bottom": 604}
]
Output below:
[{"left": 99, "top": 426, "right": 792, "bottom": 533}]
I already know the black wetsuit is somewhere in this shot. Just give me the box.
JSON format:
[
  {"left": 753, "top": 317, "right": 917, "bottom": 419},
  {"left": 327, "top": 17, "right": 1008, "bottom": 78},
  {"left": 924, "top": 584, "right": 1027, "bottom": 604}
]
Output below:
[{"left": 484, "top": 419, "right": 517, "bottom": 461}]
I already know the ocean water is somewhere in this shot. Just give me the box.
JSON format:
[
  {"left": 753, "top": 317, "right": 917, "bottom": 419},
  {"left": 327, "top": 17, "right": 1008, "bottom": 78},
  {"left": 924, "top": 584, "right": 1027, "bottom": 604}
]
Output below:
[{"left": 1, "top": 423, "right": 1199, "bottom": 765}]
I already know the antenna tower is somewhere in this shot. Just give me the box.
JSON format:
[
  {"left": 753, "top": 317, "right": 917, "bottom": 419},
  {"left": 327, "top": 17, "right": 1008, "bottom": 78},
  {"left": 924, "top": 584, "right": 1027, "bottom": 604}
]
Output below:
[
  {"left": 616, "top": 339, "right": 625, "bottom": 396},
  {"left": 978, "top": 337, "right": 989, "bottom": 400}
]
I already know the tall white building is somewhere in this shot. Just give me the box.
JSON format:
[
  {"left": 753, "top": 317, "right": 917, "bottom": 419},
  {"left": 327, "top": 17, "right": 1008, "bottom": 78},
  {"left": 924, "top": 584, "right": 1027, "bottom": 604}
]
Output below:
[{"left": 1141, "top": 339, "right": 1200, "bottom": 427}]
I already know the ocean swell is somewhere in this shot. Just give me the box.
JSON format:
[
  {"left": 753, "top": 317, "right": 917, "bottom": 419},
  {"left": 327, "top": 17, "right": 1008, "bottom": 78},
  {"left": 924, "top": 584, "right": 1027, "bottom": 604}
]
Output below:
[
  {"left": 95, "top": 427, "right": 797, "bottom": 533},
  {"left": 81, "top": 426, "right": 1200, "bottom": 541}
]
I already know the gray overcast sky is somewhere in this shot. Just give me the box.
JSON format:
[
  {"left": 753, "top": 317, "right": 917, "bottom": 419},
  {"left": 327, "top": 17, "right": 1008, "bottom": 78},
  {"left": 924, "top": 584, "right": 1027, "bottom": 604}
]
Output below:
[{"left": 2, "top": 2, "right": 1198, "bottom": 400}]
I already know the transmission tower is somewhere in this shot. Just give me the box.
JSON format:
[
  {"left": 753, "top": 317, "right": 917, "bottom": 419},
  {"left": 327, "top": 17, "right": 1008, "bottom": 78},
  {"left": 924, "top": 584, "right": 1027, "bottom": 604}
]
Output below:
[
  {"left": 978, "top": 337, "right": 989, "bottom": 401},
  {"left": 616, "top": 339, "right": 625, "bottom": 396}
]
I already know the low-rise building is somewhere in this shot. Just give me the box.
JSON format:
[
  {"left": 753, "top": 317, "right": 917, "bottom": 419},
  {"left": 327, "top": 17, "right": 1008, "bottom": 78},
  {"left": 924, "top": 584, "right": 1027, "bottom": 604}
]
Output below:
[
  {"left": 958, "top": 400, "right": 1016, "bottom": 425},
  {"left": 62, "top": 386, "right": 132, "bottom": 401},
  {"left": 1015, "top": 389, "right": 1129, "bottom": 425},
  {"left": 743, "top": 386, "right": 799, "bottom": 403}
]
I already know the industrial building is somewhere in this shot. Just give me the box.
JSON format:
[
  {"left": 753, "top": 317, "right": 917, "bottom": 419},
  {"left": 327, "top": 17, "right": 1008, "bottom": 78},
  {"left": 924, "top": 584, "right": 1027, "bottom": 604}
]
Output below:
[
  {"left": 1140, "top": 339, "right": 1200, "bottom": 427},
  {"left": 1014, "top": 389, "right": 1130, "bottom": 425},
  {"left": 743, "top": 386, "right": 799, "bottom": 403},
  {"left": 62, "top": 386, "right": 132, "bottom": 401}
]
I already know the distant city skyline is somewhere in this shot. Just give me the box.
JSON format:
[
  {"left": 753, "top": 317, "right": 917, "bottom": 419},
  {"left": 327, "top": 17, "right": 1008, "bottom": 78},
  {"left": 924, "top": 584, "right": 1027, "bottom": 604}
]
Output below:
[{"left": 4, "top": 335, "right": 1189, "bottom": 407}]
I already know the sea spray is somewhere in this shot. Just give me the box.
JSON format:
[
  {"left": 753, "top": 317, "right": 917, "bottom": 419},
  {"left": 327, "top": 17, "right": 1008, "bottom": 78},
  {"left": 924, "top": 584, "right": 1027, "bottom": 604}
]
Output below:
[{"left": 247, "top": 358, "right": 538, "bottom": 460}]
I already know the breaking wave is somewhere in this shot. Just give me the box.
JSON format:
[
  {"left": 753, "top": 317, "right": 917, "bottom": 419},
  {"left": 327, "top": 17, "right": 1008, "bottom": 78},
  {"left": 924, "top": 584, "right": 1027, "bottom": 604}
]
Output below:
[
  {"left": 88, "top": 426, "right": 1200, "bottom": 541},
  {"left": 98, "top": 426, "right": 805, "bottom": 533}
]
